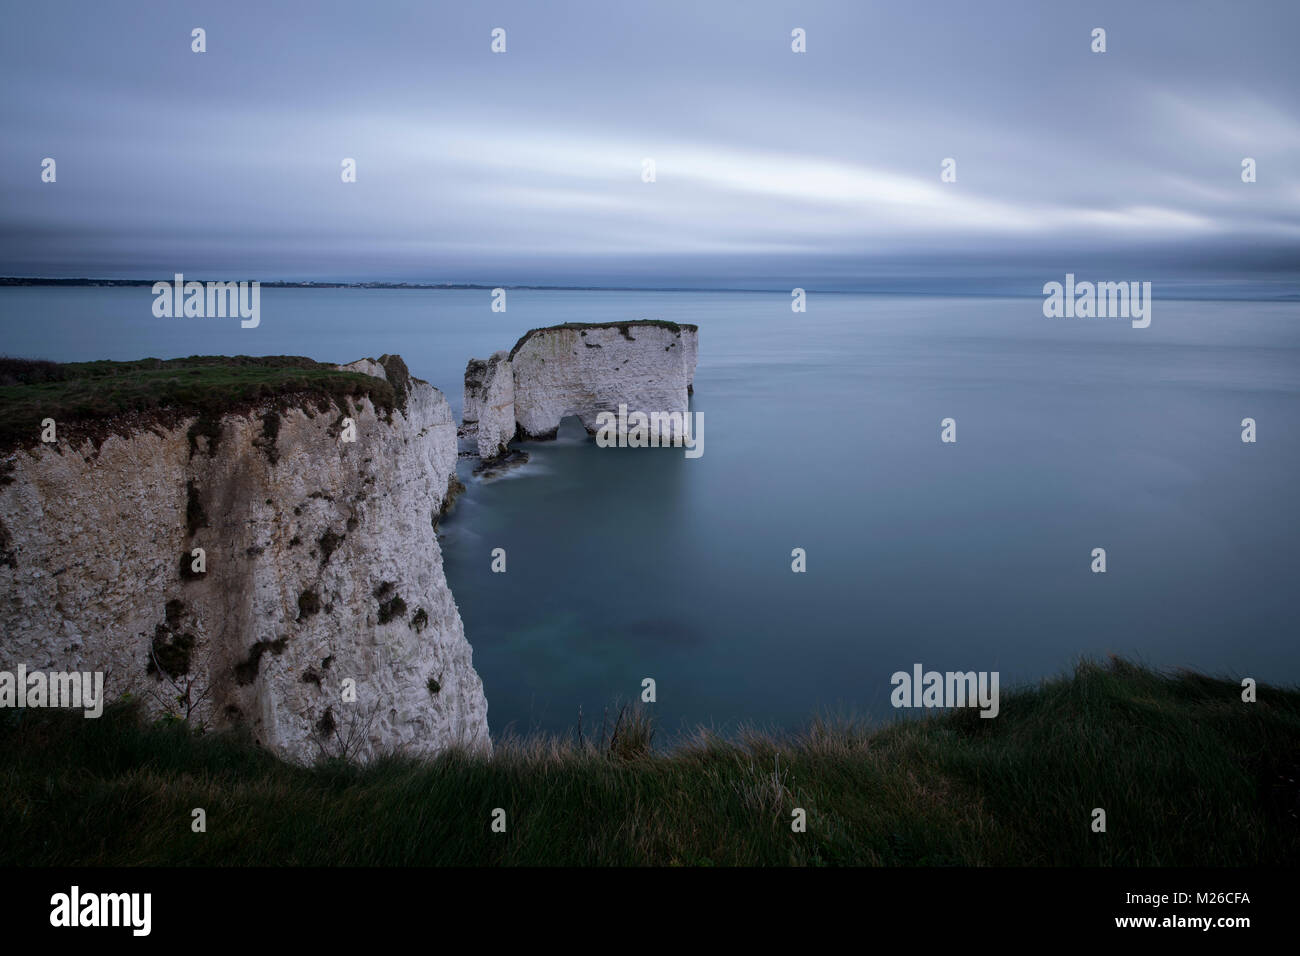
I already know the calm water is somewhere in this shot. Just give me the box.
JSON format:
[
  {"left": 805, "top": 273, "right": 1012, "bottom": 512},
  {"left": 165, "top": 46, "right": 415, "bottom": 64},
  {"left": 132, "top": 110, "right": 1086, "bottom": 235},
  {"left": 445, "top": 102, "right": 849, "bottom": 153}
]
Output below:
[{"left": 3, "top": 287, "right": 1299, "bottom": 739}]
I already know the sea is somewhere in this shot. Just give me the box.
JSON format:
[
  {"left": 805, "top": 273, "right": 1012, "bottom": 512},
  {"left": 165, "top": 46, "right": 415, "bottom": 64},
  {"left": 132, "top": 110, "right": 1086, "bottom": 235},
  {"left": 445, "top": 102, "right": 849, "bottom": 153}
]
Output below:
[{"left": 3, "top": 286, "right": 1298, "bottom": 740}]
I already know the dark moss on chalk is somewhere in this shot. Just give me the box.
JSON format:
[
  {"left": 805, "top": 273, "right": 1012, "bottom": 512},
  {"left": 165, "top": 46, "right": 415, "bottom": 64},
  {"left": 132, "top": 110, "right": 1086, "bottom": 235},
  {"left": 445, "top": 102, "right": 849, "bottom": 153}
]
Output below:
[
  {"left": 297, "top": 589, "right": 321, "bottom": 620},
  {"left": 178, "top": 550, "right": 203, "bottom": 581},
  {"left": 233, "top": 636, "right": 288, "bottom": 685},
  {"left": 147, "top": 622, "right": 195, "bottom": 680},
  {"left": 318, "top": 529, "right": 344, "bottom": 565},
  {"left": 373, "top": 581, "right": 406, "bottom": 623},
  {"left": 315, "top": 707, "right": 336, "bottom": 735},
  {"left": 0, "top": 518, "right": 15, "bottom": 569},
  {"left": 187, "top": 411, "right": 223, "bottom": 457},
  {"left": 258, "top": 409, "right": 281, "bottom": 465},
  {"left": 378, "top": 594, "right": 407, "bottom": 625},
  {"left": 185, "top": 481, "right": 207, "bottom": 537}
]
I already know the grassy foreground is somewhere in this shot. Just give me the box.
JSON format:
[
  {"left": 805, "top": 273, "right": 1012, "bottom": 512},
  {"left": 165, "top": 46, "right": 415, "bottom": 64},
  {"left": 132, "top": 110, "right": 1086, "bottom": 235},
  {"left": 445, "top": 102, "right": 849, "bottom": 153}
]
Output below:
[{"left": 1, "top": 658, "right": 1296, "bottom": 866}]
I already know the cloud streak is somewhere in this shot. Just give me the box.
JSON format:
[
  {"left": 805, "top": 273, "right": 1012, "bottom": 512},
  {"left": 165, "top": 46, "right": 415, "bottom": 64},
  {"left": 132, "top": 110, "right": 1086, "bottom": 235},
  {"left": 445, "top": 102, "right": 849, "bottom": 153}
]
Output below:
[{"left": 0, "top": 0, "right": 1296, "bottom": 285}]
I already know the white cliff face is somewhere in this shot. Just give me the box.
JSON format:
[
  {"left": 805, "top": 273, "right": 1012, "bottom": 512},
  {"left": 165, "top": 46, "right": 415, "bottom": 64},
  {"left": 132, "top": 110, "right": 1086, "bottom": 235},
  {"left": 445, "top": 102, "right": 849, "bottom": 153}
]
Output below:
[
  {"left": 0, "top": 357, "right": 490, "bottom": 764},
  {"left": 463, "top": 322, "right": 698, "bottom": 447},
  {"left": 460, "top": 351, "right": 515, "bottom": 459}
]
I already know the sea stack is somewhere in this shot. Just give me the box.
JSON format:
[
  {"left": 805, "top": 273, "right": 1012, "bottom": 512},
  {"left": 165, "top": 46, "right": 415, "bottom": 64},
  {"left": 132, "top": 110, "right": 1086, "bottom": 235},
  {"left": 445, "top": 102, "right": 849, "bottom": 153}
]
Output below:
[{"left": 461, "top": 321, "right": 699, "bottom": 458}]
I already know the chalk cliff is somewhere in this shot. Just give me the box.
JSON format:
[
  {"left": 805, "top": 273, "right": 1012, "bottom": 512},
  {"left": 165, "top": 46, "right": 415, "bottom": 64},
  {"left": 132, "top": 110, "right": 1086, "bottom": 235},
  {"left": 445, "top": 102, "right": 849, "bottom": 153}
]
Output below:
[
  {"left": 462, "top": 321, "right": 698, "bottom": 458},
  {"left": 0, "top": 355, "right": 490, "bottom": 763},
  {"left": 461, "top": 350, "right": 516, "bottom": 460}
]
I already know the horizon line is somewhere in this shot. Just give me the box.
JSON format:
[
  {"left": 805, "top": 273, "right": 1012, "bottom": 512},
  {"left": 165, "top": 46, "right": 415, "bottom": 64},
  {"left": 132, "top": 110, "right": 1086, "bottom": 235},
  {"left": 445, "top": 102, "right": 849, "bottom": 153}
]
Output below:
[{"left": 1, "top": 276, "right": 1297, "bottom": 303}]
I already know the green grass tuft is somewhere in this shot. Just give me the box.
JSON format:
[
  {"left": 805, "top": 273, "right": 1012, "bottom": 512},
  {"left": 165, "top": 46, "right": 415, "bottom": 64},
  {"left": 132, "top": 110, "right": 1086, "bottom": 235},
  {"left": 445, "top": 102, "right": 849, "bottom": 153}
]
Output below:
[{"left": 0, "top": 658, "right": 1295, "bottom": 866}]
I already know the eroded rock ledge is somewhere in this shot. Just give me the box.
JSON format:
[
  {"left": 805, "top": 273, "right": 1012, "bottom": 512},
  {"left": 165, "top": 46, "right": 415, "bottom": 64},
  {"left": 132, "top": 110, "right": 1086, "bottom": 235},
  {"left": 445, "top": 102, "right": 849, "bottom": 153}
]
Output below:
[
  {"left": 0, "top": 354, "right": 490, "bottom": 763},
  {"left": 461, "top": 321, "right": 699, "bottom": 458}
]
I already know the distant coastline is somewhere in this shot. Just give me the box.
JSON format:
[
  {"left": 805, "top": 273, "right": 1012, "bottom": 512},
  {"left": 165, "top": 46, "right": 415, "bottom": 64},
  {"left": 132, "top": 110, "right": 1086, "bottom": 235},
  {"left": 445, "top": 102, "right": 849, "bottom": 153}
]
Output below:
[
  {"left": 0, "top": 276, "right": 816, "bottom": 295},
  {"left": 0, "top": 277, "right": 647, "bottom": 291},
  {"left": 3, "top": 276, "right": 1297, "bottom": 301}
]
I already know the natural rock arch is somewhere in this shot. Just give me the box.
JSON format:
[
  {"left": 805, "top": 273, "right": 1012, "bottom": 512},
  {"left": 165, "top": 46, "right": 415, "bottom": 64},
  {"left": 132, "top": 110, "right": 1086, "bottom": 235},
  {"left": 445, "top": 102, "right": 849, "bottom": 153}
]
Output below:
[{"left": 462, "top": 321, "right": 698, "bottom": 458}]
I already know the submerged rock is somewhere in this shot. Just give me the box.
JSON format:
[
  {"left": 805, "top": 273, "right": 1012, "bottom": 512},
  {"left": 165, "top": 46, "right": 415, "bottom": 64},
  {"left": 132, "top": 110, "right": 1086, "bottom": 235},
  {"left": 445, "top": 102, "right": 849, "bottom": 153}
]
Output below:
[{"left": 472, "top": 449, "right": 530, "bottom": 480}]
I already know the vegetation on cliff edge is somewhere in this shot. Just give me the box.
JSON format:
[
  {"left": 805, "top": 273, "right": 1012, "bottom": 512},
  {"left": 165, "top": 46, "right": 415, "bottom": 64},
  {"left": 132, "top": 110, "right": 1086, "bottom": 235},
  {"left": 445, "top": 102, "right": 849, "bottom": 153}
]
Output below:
[
  {"left": 0, "top": 355, "right": 396, "bottom": 451},
  {"left": 0, "top": 657, "right": 1295, "bottom": 866}
]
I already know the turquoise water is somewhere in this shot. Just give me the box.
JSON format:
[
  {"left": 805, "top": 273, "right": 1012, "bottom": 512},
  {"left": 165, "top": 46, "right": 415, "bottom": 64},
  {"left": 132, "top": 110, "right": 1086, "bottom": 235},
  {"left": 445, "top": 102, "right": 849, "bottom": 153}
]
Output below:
[{"left": 4, "top": 287, "right": 1299, "bottom": 739}]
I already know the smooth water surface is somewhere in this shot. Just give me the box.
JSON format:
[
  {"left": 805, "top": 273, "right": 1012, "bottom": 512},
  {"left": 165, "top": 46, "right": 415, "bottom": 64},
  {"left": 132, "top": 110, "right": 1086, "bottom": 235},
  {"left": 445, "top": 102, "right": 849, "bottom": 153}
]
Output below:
[{"left": 4, "top": 287, "right": 1297, "bottom": 739}]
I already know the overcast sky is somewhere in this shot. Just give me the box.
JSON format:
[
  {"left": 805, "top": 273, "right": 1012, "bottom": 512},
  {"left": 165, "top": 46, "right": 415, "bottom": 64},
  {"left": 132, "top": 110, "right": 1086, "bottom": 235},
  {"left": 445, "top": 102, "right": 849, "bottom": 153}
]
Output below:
[{"left": 1, "top": 0, "right": 1297, "bottom": 287}]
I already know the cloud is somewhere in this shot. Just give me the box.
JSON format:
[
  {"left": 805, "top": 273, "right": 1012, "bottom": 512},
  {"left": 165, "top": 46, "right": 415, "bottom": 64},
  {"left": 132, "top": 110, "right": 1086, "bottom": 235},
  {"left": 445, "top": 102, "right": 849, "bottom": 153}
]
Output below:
[{"left": 0, "top": 0, "right": 1296, "bottom": 282}]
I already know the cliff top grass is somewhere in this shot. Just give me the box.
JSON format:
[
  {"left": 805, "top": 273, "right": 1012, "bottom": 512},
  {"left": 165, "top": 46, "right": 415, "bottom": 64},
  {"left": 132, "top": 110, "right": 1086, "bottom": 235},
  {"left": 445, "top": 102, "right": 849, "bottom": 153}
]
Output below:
[
  {"left": 0, "top": 355, "right": 396, "bottom": 452},
  {"left": 1, "top": 657, "right": 1295, "bottom": 866},
  {"left": 508, "top": 320, "right": 698, "bottom": 360}
]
